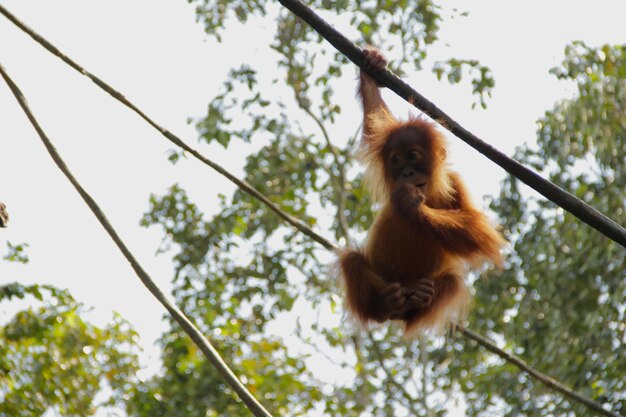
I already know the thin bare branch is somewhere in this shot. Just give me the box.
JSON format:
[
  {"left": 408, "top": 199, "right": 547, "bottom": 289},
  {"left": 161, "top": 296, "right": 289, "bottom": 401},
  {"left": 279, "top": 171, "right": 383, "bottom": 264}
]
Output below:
[
  {"left": 0, "top": 62, "right": 274, "bottom": 417},
  {"left": 300, "top": 104, "right": 352, "bottom": 244},
  {"left": 0, "top": 4, "right": 335, "bottom": 254},
  {"left": 368, "top": 332, "right": 422, "bottom": 416},
  {"left": 418, "top": 337, "right": 431, "bottom": 417},
  {"left": 459, "top": 327, "right": 620, "bottom": 417},
  {"left": 350, "top": 333, "right": 372, "bottom": 411}
]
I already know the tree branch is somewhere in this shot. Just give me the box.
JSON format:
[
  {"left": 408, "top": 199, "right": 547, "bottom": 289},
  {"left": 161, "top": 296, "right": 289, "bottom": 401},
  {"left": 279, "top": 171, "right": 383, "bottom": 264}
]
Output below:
[
  {"left": 418, "top": 336, "right": 431, "bottom": 417},
  {"left": 300, "top": 104, "right": 352, "bottom": 245},
  {"left": 368, "top": 332, "right": 422, "bottom": 416},
  {"left": 274, "top": 0, "right": 626, "bottom": 249},
  {"left": 350, "top": 333, "right": 372, "bottom": 411}
]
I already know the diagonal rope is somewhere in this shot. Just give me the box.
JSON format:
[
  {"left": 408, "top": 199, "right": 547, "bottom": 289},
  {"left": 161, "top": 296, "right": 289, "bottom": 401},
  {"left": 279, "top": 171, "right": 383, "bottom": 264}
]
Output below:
[
  {"left": 276, "top": 0, "right": 626, "bottom": 250},
  {"left": 0, "top": 5, "right": 335, "bottom": 254},
  {"left": 0, "top": 6, "right": 619, "bottom": 416},
  {"left": 0, "top": 62, "right": 274, "bottom": 417},
  {"left": 458, "top": 328, "right": 619, "bottom": 417}
]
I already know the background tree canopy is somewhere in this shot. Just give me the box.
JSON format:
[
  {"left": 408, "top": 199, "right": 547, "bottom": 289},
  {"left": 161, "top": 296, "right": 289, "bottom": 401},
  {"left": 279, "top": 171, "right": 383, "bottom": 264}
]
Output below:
[
  {"left": 1, "top": 1, "right": 624, "bottom": 416},
  {"left": 0, "top": 282, "right": 140, "bottom": 417}
]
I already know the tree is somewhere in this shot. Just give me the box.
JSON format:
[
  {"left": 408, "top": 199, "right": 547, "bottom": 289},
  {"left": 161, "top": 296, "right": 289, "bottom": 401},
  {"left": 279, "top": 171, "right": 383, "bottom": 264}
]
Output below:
[
  {"left": 451, "top": 42, "right": 625, "bottom": 416},
  {"left": 0, "top": 282, "right": 141, "bottom": 417}
]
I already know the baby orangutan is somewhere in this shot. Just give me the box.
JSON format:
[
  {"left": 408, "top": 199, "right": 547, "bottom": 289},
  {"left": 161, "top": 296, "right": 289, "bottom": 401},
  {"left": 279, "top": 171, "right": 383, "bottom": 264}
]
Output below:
[{"left": 338, "top": 48, "right": 505, "bottom": 336}]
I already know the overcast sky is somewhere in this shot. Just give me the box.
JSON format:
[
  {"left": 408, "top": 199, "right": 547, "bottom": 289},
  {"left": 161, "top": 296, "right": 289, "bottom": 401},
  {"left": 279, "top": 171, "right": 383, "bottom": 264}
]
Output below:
[{"left": 1, "top": 0, "right": 625, "bottom": 392}]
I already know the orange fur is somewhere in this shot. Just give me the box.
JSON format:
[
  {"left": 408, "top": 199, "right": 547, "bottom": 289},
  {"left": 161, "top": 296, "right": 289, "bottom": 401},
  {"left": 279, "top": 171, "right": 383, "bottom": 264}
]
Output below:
[
  {"left": 340, "top": 128, "right": 504, "bottom": 334},
  {"left": 403, "top": 272, "right": 470, "bottom": 337},
  {"left": 359, "top": 115, "right": 453, "bottom": 205},
  {"left": 338, "top": 48, "right": 505, "bottom": 336}
]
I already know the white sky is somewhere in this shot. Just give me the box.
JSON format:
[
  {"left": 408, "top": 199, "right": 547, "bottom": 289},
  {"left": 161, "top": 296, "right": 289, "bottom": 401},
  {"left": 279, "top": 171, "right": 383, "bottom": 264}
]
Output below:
[{"left": 1, "top": 0, "right": 625, "bottom": 410}]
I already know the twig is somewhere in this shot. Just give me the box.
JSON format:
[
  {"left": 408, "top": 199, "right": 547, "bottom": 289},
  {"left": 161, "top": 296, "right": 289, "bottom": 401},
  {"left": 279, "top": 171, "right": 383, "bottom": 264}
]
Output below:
[
  {"left": 300, "top": 104, "right": 352, "bottom": 244},
  {"left": 418, "top": 336, "right": 431, "bottom": 416},
  {"left": 368, "top": 332, "right": 422, "bottom": 416},
  {"left": 349, "top": 333, "right": 369, "bottom": 409},
  {"left": 0, "top": 62, "right": 274, "bottom": 417}
]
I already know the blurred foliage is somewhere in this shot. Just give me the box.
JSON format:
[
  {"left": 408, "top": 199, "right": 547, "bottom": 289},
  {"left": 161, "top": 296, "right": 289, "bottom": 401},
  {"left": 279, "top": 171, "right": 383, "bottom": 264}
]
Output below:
[
  {"left": 433, "top": 58, "right": 494, "bottom": 109},
  {"left": 137, "top": 1, "right": 624, "bottom": 416},
  {"left": 0, "top": 283, "right": 141, "bottom": 417},
  {"left": 451, "top": 42, "right": 626, "bottom": 417},
  {"left": 3, "top": 242, "right": 29, "bottom": 264}
]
